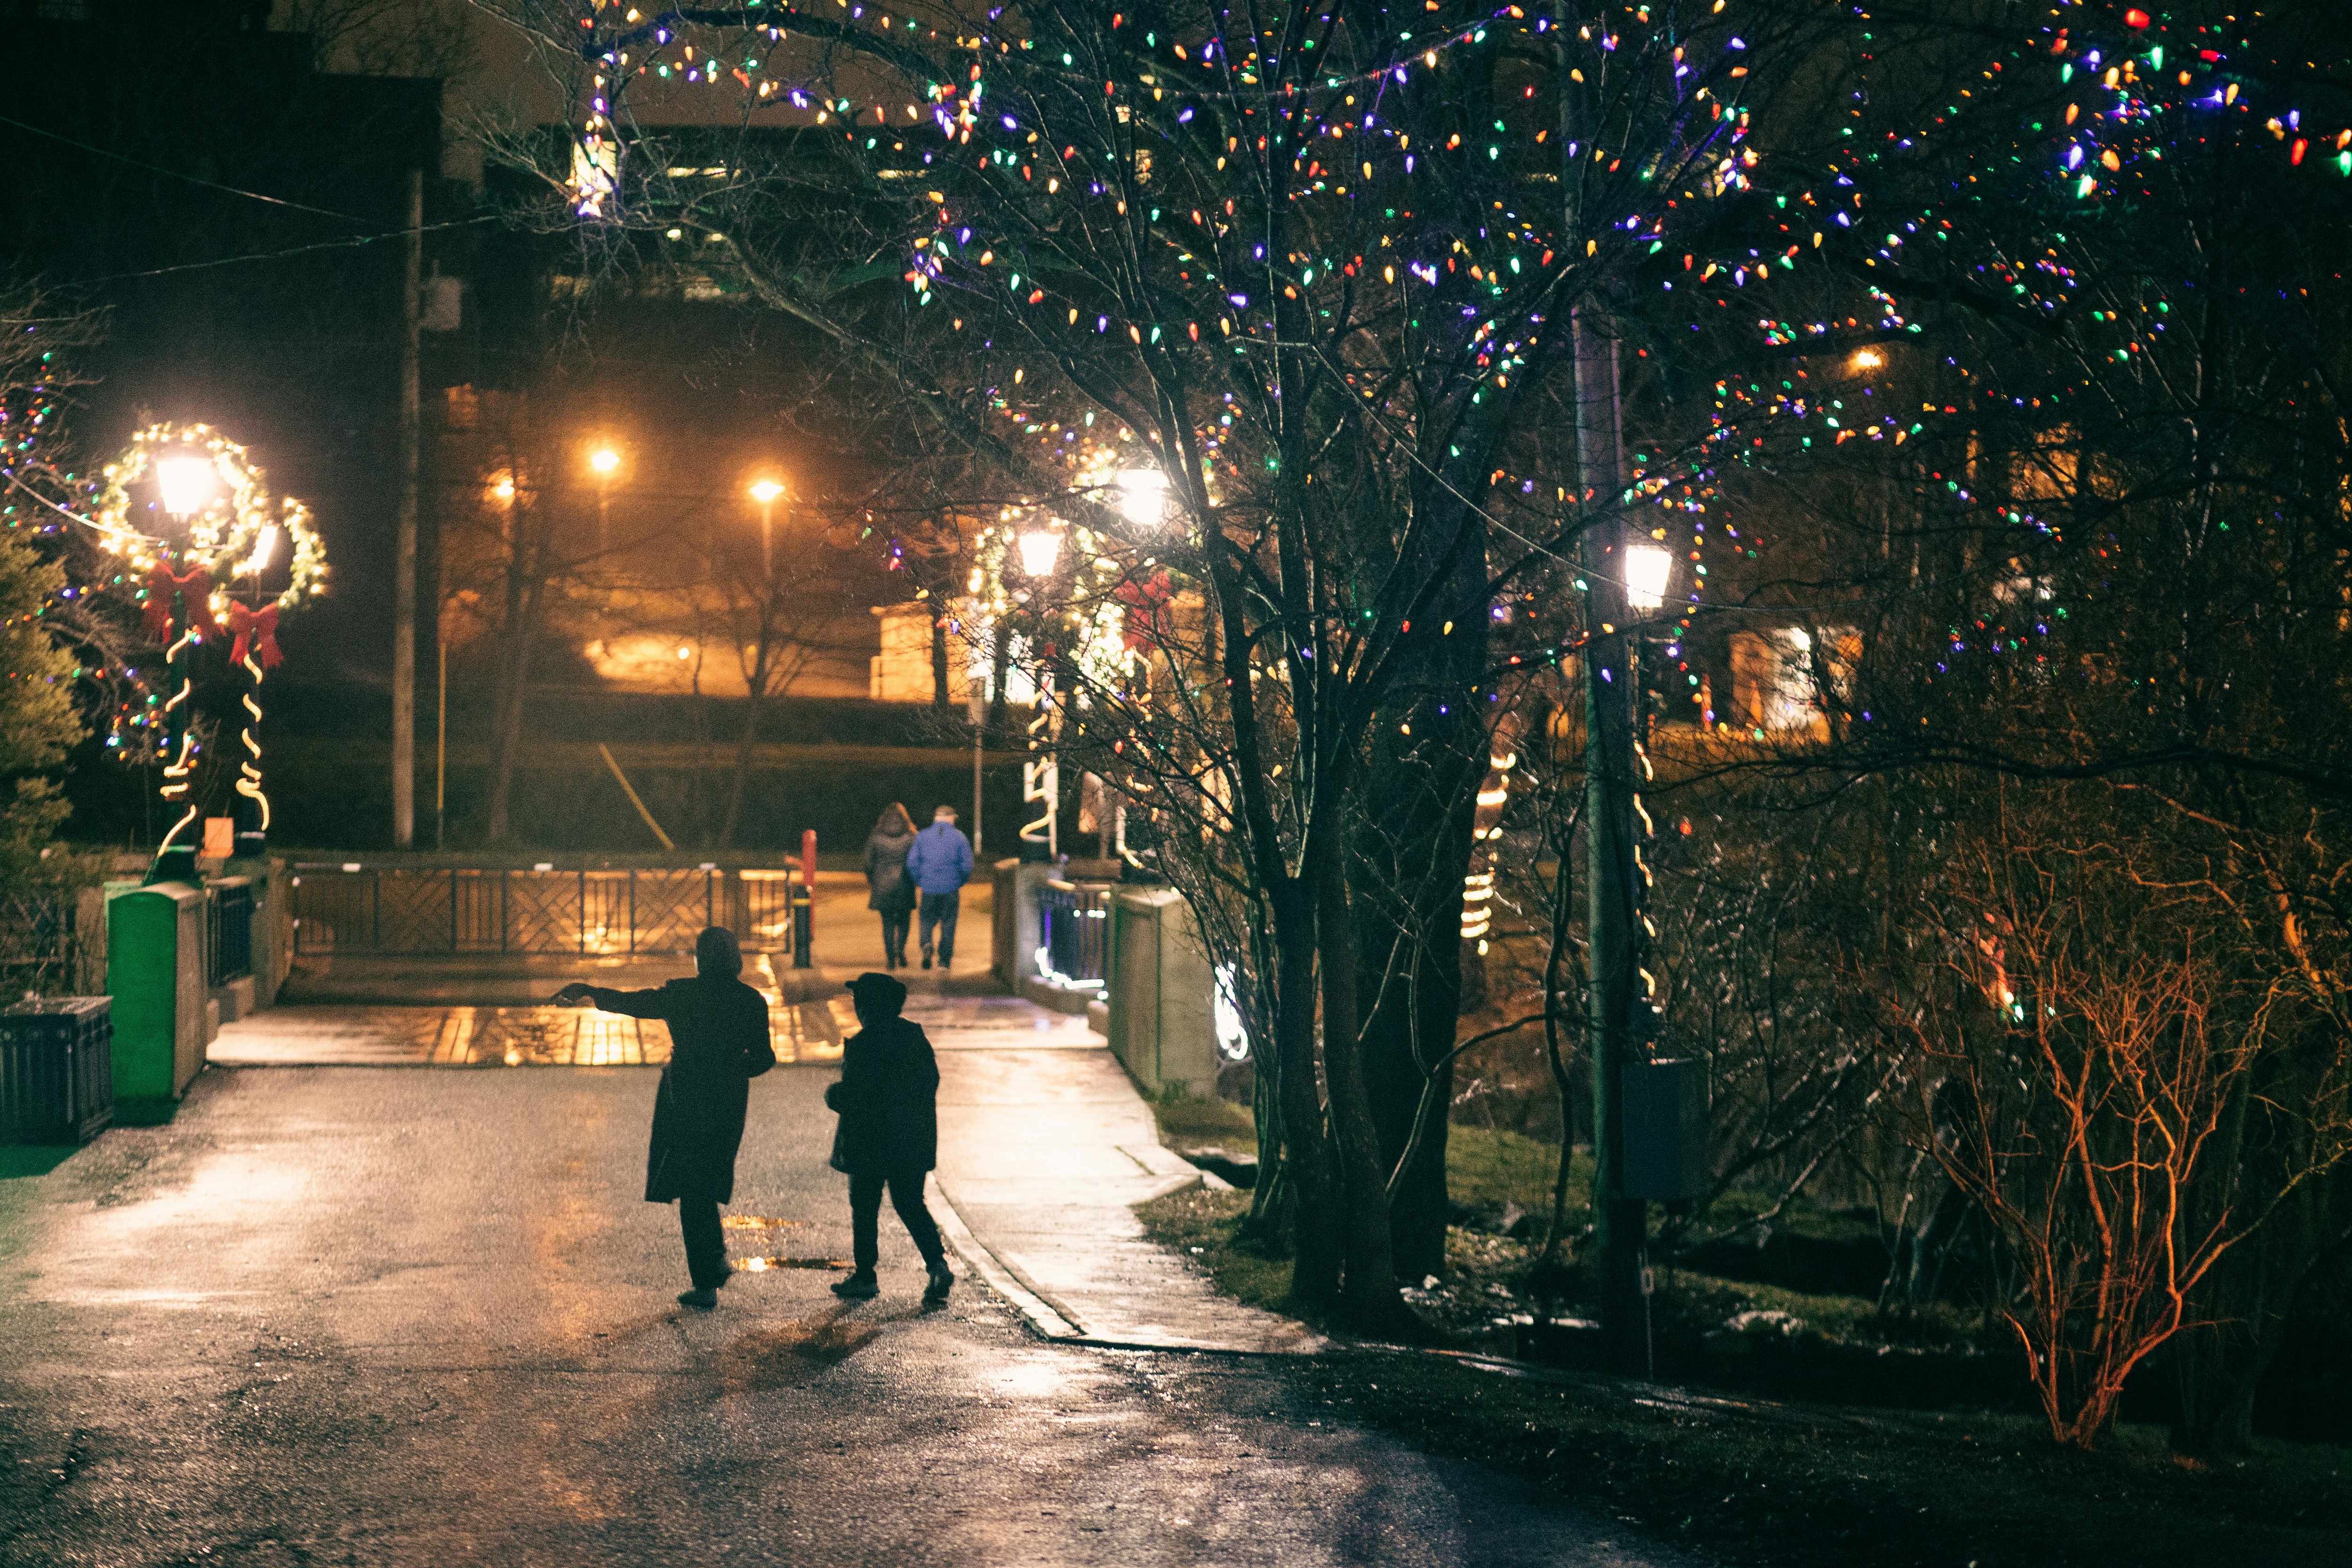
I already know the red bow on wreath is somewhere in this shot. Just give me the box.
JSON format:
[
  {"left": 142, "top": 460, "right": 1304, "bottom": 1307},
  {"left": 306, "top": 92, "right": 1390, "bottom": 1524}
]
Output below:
[
  {"left": 1115, "top": 570, "right": 1175, "bottom": 653},
  {"left": 228, "top": 602, "right": 284, "bottom": 670},
  {"left": 143, "top": 565, "right": 220, "bottom": 642}
]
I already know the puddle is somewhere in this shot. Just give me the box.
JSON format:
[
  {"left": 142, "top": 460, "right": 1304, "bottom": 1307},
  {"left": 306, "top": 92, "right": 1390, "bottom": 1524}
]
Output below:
[
  {"left": 721, "top": 1216, "right": 810, "bottom": 1230},
  {"left": 733, "top": 1256, "right": 853, "bottom": 1272}
]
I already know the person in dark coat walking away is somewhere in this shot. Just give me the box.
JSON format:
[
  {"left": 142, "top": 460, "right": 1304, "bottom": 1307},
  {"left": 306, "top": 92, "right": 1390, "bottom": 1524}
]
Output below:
[
  {"left": 863, "top": 802, "right": 918, "bottom": 968},
  {"left": 824, "top": 971, "right": 953, "bottom": 1302},
  {"left": 555, "top": 926, "right": 775, "bottom": 1310},
  {"left": 903, "top": 804, "right": 975, "bottom": 971}
]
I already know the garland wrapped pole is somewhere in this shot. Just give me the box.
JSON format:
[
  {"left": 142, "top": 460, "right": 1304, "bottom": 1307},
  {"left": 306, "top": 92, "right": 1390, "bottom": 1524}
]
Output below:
[{"left": 94, "top": 425, "right": 326, "bottom": 881}]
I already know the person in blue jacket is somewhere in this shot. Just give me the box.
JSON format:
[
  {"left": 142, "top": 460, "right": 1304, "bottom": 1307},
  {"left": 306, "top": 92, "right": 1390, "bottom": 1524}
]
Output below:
[{"left": 903, "top": 804, "right": 975, "bottom": 971}]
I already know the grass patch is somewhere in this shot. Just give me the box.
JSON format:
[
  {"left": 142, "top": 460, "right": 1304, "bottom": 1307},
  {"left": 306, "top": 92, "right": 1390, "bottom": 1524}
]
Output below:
[
  {"left": 1316, "top": 1350, "right": 2352, "bottom": 1568},
  {"left": 1138, "top": 1186, "right": 1295, "bottom": 1311},
  {"left": 1445, "top": 1124, "right": 1589, "bottom": 1218}
]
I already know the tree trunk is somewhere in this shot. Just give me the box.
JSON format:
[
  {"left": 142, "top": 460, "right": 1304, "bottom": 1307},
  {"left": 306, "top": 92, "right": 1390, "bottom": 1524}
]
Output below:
[
  {"left": 1270, "top": 876, "right": 1342, "bottom": 1310},
  {"left": 930, "top": 606, "right": 952, "bottom": 708},
  {"left": 1318, "top": 844, "right": 1405, "bottom": 1326},
  {"left": 482, "top": 600, "right": 539, "bottom": 844}
]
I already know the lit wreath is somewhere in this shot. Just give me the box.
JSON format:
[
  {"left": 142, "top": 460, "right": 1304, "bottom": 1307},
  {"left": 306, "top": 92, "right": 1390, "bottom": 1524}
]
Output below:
[{"left": 89, "top": 423, "right": 328, "bottom": 625}]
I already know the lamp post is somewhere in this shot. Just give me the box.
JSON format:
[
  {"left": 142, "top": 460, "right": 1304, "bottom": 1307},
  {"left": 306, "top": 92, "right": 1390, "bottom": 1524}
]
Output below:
[
  {"left": 146, "top": 447, "right": 222, "bottom": 885},
  {"left": 1014, "top": 522, "right": 1063, "bottom": 862}
]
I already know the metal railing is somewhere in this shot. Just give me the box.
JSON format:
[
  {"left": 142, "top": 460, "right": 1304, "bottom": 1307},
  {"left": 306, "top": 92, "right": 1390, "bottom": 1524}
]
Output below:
[
  {"left": 291, "top": 864, "right": 800, "bottom": 957},
  {"left": 1036, "top": 880, "right": 1112, "bottom": 988},
  {"left": 205, "top": 878, "right": 256, "bottom": 986}
]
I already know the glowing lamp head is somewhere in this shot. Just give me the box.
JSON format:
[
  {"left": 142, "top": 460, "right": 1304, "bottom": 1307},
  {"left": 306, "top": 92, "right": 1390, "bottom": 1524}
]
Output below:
[
  {"left": 1114, "top": 468, "right": 1169, "bottom": 528},
  {"left": 1017, "top": 527, "right": 1063, "bottom": 579},
  {"left": 154, "top": 451, "right": 218, "bottom": 518},
  {"left": 1624, "top": 542, "right": 1675, "bottom": 612},
  {"left": 1851, "top": 348, "right": 1884, "bottom": 372},
  {"left": 491, "top": 475, "right": 517, "bottom": 501},
  {"left": 747, "top": 478, "right": 785, "bottom": 506},
  {"left": 589, "top": 446, "right": 621, "bottom": 478}
]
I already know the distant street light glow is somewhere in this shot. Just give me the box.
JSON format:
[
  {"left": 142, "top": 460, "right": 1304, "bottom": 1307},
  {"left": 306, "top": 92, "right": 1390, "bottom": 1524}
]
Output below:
[
  {"left": 1624, "top": 542, "right": 1675, "bottom": 611},
  {"left": 589, "top": 446, "right": 621, "bottom": 476},
  {"left": 747, "top": 478, "right": 785, "bottom": 505},
  {"left": 154, "top": 452, "right": 218, "bottom": 517}
]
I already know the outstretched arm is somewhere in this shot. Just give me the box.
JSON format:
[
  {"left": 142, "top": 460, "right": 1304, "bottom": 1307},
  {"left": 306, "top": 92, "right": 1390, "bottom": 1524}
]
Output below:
[{"left": 552, "top": 983, "right": 668, "bottom": 1019}]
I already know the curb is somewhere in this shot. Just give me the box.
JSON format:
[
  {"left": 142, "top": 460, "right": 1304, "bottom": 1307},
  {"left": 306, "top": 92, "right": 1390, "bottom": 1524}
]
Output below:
[{"left": 929, "top": 1173, "right": 1084, "bottom": 1339}]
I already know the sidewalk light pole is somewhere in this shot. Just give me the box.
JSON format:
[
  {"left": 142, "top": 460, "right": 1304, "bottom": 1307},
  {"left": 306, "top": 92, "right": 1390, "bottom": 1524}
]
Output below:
[
  {"left": 1577, "top": 309, "right": 1681, "bottom": 1377},
  {"left": 1014, "top": 522, "right": 1063, "bottom": 863},
  {"left": 146, "top": 448, "right": 222, "bottom": 885}
]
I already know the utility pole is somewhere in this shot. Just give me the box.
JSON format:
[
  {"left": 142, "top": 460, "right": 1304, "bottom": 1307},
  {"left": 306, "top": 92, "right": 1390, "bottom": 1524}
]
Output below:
[
  {"left": 392, "top": 167, "right": 422, "bottom": 848},
  {"left": 1576, "top": 305, "right": 1650, "bottom": 1376}
]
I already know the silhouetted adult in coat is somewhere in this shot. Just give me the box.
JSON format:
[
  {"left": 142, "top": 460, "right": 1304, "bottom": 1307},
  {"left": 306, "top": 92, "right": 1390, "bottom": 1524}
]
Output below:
[
  {"left": 824, "top": 971, "right": 953, "bottom": 1302},
  {"left": 556, "top": 926, "right": 775, "bottom": 1309},
  {"left": 863, "top": 802, "right": 918, "bottom": 968}
]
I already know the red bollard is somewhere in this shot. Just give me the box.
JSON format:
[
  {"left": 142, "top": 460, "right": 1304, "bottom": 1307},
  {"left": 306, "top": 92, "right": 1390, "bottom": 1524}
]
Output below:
[{"left": 792, "top": 828, "right": 817, "bottom": 967}]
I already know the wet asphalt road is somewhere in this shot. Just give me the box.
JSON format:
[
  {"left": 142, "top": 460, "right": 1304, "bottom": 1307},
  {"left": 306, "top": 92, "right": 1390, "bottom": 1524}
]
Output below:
[{"left": 0, "top": 1066, "right": 1682, "bottom": 1568}]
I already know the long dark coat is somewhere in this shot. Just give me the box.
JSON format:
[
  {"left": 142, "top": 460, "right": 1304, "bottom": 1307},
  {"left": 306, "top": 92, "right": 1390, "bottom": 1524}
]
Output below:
[
  {"left": 824, "top": 1016, "right": 939, "bottom": 1174},
  {"left": 587, "top": 977, "right": 775, "bottom": 1203},
  {"left": 864, "top": 825, "right": 917, "bottom": 915}
]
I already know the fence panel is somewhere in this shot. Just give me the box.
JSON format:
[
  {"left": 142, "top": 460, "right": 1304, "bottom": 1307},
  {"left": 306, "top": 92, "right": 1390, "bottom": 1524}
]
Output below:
[
  {"left": 291, "top": 868, "right": 374, "bottom": 955},
  {"left": 630, "top": 870, "right": 710, "bottom": 955},
  {"left": 504, "top": 871, "right": 580, "bottom": 954},
  {"left": 1037, "top": 881, "right": 1112, "bottom": 988},
  {"left": 292, "top": 864, "right": 797, "bottom": 957},
  {"left": 738, "top": 871, "right": 794, "bottom": 953},
  {"left": 205, "top": 881, "right": 255, "bottom": 986}
]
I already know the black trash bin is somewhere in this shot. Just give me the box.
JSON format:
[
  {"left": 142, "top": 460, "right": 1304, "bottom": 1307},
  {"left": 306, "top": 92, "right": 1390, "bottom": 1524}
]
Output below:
[{"left": 0, "top": 997, "right": 113, "bottom": 1145}]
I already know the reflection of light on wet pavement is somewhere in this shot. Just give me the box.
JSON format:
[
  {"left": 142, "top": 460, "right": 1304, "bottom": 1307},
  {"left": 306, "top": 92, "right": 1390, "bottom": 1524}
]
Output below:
[
  {"left": 733, "top": 1256, "right": 853, "bottom": 1272},
  {"left": 720, "top": 1216, "right": 810, "bottom": 1230},
  {"left": 984, "top": 1356, "right": 1097, "bottom": 1402},
  {"left": 212, "top": 1003, "right": 844, "bottom": 1067}
]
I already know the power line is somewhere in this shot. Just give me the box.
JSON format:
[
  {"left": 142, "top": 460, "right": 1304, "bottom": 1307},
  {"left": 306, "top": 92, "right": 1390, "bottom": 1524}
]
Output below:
[
  {"left": 0, "top": 112, "right": 393, "bottom": 230},
  {"left": 73, "top": 218, "right": 497, "bottom": 284}
]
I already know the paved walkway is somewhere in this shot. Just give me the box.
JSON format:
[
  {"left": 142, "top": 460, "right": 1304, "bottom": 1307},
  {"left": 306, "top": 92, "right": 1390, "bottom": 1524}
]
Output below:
[
  {"left": 1, "top": 1066, "right": 1683, "bottom": 1567},
  {"left": 213, "top": 964, "right": 1317, "bottom": 1355}
]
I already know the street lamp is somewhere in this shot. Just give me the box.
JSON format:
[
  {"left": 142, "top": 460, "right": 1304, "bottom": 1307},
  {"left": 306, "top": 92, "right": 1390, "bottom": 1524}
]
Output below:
[
  {"left": 748, "top": 477, "right": 786, "bottom": 577},
  {"left": 1113, "top": 468, "right": 1170, "bottom": 529},
  {"left": 1017, "top": 525, "right": 1063, "bottom": 580},
  {"left": 155, "top": 453, "right": 220, "bottom": 519},
  {"left": 146, "top": 442, "right": 222, "bottom": 884},
  {"left": 1623, "top": 541, "right": 1675, "bottom": 613},
  {"left": 588, "top": 444, "right": 620, "bottom": 548}
]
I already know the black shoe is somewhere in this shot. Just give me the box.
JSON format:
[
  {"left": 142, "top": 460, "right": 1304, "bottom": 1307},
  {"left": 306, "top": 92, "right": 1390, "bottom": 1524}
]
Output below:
[
  {"left": 677, "top": 1287, "right": 718, "bottom": 1310},
  {"left": 923, "top": 1266, "right": 954, "bottom": 1304},
  {"left": 921, "top": 951, "right": 933, "bottom": 970},
  {"left": 832, "top": 1272, "right": 879, "bottom": 1299}
]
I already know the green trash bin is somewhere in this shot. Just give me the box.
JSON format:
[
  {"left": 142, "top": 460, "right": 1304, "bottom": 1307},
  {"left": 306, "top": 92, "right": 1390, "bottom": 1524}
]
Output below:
[{"left": 106, "top": 883, "right": 208, "bottom": 1119}]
